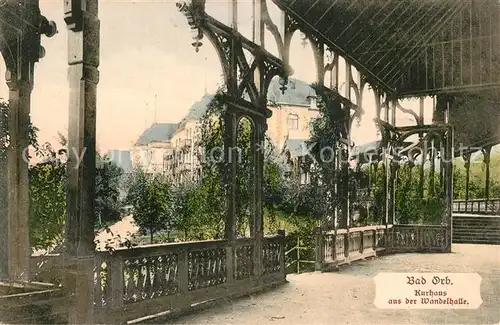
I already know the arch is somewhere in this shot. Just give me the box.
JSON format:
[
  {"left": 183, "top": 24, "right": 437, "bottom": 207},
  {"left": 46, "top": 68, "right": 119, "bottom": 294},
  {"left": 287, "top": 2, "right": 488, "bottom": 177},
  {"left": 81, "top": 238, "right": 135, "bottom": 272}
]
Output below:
[
  {"left": 0, "top": 36, "right": 16, "bottom": 75},
  {"left": 337, "top": 56, "right": 348, "bottom": 96},
  {"left": 200, "top": 28, "right": 231, "bottom": 89},
  {"left": 287, "top": 30, "right": 317, "bottom": 84},
  {"left": 263, "top": 0, "right": 285, "bottom": 59}
]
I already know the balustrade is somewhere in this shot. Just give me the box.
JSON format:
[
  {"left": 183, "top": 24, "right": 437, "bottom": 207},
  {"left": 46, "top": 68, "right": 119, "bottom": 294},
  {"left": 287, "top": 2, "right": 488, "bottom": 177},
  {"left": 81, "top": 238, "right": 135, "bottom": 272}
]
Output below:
[
  {"left": 316, "top": 224, "right": 449, "bottom": 270},
  {"left": 317, "top": 225, "right": 387, "bottom": 269},
  {"left": 90, "top": 235, "right": 284, "bottom": 323},
  {"left": 387, "top": 225, "right": 449, "bottom": 253},
  {"left": 453, "top": 198, "right": 500, "bottom": 215}
]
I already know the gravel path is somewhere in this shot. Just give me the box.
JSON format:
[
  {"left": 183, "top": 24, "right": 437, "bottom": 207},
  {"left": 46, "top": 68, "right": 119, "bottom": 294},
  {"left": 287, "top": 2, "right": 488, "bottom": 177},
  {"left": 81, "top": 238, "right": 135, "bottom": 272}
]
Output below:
[{"left": 168, "top": 244, "right": 500, "bottom": 325}]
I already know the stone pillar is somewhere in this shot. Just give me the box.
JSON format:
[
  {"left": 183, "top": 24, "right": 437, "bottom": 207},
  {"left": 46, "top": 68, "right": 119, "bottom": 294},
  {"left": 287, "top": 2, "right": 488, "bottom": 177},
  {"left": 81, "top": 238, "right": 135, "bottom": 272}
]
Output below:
[
  {"left": 64, "top": 0, "right": 100, "bottom": 323},
  {"left": 5, "top": 74, "right": 33, "bottom": 282}
]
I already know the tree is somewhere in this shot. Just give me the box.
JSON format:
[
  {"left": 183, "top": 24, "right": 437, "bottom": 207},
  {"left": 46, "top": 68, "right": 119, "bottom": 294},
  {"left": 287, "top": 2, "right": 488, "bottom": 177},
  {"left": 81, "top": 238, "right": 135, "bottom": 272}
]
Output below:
[
  {"left": 193, "top": 90, "right": 292, "bottom": 238},
  {"left": 96, "top": 153, "right": 125, "bottom": 227},
  {"left": 302, "top": 86, "right": 349, "bottom": 228},
  {"left": 1, "top": 101, "right": 126, "bottom": 251},
  {"left": 126, "top": 169, "right": 172, "bottom": 243}
]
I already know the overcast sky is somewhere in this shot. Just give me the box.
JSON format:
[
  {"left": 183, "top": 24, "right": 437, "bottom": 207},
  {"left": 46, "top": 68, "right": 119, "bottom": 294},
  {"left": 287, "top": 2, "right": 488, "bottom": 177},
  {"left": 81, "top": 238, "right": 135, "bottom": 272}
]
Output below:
[{"left": 0, "top": 0, "right": 434, "bottom": 153}]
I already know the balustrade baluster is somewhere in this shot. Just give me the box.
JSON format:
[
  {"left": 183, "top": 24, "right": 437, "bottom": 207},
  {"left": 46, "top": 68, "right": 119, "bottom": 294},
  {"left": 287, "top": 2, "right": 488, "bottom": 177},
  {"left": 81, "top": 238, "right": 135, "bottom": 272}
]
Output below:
[
  {"left": 109, "top": 258, "right": 124, "bottom": 308},
  {"left": 314, "top": 227, "right": 323, "bottom": 270},
  {"left": 93, "top": 262, "right": 103, "bottom": 308},
  {"left": 144, "top": 258, "right": 153, "bottom": 298},
  {"left": 178, "top": 250, "right": 189, "bottom": 295},
  {"left": 152, "top": 257, "right": 163, "bottom": 296},
  {"left": 359, "top": 231, "right": 364, "bottom": 254}
]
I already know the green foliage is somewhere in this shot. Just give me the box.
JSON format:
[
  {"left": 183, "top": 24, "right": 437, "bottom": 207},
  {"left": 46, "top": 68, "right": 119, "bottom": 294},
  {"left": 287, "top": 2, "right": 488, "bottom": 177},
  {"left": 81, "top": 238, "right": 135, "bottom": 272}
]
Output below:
[
  {"left": 126, "top": 169, "right": 172, "bottom": 243},
  {"left": 301, "top": 86, "right": 348, "bottom": 226},
  {"left": 96, "top": 154, "right": 125, "bottom": 227},
  {"left": 1, "top": 101, "right": 125, "bottom": 250},
  {"left": 28, "top": 161, "right": 66, "bottom": 250}
]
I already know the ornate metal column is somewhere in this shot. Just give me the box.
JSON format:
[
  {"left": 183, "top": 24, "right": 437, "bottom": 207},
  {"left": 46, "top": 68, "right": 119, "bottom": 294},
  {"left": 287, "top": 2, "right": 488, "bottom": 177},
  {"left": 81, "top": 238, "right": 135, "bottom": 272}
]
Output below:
[
  {"left": 482, "top": 146, "right": 492, "bottom": 207},
  {"left": 419, "top": 98, "right": 425, "bottom": 199},
  {"left": 0, "top": 0, "right": 56, "bottom": 281},
  {"left": 389, "top": 100, "right": 398, "bottom": 224},
  {"left": 463, "top": 153, "right": 471, "bottom": 201},
  {"left": 429, "top": 139, "right": 436, "bottom": 197},
  {"left": 223, "top": 109, "right": 237, "bottom": 283},
  {"left": 64, "top": 0, "right": 99, "bottom": 322},
  {"left": 178, "top": 0, "right": 287, "bottom": 281}
]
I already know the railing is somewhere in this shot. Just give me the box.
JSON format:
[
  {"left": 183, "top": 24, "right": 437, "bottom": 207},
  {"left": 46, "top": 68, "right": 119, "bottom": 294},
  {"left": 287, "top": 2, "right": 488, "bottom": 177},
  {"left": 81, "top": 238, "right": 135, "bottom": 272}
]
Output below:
[
  {"left": 386, "top": 225, "right": 450, "bottom": 253},
  {"left": 30, "top": 254, "right": 64, "bottom": 285},
  {"left": 284, "top": 236, "right": 315, "bottom": 274},
  {"left": 316, "top": 225, "right": 388, "bottom": 270},
  {"left": 182, "top": 139, "right": 192, "bottom": 148},
  {"left": 315, "top": 224, "right": 449, "bottom": 270},
  {"left": 92, "top": 233, "right": 285, "bottom": 323},
  {"left": 453, "top": 198, "right": 500, "bottom": 215}
]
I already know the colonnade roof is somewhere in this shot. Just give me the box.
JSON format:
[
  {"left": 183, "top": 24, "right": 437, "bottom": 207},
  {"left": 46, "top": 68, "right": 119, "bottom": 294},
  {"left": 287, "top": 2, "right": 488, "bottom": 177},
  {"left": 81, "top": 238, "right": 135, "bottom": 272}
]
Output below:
[{"left": 273, "top": 0, "right": 500, "bottom": 97}]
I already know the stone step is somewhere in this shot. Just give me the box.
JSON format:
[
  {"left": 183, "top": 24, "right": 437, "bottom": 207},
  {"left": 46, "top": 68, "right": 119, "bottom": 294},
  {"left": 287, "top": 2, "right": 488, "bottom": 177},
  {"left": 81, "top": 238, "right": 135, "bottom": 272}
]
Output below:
[
  {"left": 452, "top": 236, "right": 500, "bottom": 242},
  {"left": 453, "top": 226, "right": 500, "bottom": 230},
  {"left": 452, "top": 223, "right": 500, "bottom": 228},
  {"left": 453, "top": 224, "right": 500, "bottom": 228},
  {"left": 453, "top": 236, "right": 500, "bottom": 241},
  {"left": 453, "top": 219, "right": 500, "bottom": 224},
  {"left": 453, "top": 239, "right": 500, "bottom": 245}
]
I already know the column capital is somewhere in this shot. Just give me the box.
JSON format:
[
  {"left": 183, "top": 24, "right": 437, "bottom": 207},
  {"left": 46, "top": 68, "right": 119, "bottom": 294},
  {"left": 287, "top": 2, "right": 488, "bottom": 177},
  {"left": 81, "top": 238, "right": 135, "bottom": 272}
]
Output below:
[{"left": 5, "top": 70, "right": 34, "bottom": 92}]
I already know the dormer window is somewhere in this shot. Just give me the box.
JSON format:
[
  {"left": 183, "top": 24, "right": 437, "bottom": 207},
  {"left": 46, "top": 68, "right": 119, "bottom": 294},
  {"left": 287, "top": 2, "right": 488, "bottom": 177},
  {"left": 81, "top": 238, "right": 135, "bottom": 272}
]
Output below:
[{"left": 308, "top": 95, "right": 317, "bottom": 110}]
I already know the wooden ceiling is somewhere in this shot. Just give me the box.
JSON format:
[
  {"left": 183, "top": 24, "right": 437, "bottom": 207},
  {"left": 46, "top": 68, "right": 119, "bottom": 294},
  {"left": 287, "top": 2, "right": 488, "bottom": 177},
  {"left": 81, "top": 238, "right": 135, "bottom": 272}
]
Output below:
[{"left": 273, "top": 0, "right": 500, "bottom": 97}]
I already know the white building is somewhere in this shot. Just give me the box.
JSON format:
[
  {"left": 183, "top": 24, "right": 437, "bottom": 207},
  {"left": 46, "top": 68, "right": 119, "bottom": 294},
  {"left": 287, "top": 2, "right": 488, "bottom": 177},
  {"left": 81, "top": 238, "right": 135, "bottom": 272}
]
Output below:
[{"left": 132, "top": 78, "right": 319, "bottom": 181}]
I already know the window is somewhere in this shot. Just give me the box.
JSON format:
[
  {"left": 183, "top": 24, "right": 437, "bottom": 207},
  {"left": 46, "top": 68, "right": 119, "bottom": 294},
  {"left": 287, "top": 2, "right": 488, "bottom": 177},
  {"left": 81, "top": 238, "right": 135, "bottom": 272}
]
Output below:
[
  {"left": 287, "top": 114, "right": 299, "bottom": 130},
  {"left": 308, "top": 95, "right": 318, "bottom": 110}
]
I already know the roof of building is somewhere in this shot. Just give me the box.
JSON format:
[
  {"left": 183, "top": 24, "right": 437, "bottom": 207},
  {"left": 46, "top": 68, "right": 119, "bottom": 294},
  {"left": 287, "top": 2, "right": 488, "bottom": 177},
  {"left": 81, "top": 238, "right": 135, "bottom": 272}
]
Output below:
[
  {"left": 135, "top": 122, "right": 178, "bottom": 146},
  {"left": 180, "top": 78, "right": 316, "bottom": 123},
  {"left": 135, "top": 78, "right": 316, "bottom": 146},
  {"left": 282, "top": 138, "right": 309, "bottom": 158},
  {"left": 274, "top": 0, "right": 500, "bottom": 96},
  {"left": 106, "top": 150, "right": 133, "bottom": 173},
  {"left": 179, "top": 94, "right": 215, "bottom": 126},
  {"left": 267, "top": 78, "right": 316, "bottom": 106}
]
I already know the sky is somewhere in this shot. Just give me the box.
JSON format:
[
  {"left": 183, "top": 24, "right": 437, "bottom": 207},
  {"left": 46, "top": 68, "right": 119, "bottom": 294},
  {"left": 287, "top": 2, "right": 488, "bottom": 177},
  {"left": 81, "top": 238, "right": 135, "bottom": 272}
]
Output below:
[{"left": 0, "top": 0, "right": 434, "bottom": 153}]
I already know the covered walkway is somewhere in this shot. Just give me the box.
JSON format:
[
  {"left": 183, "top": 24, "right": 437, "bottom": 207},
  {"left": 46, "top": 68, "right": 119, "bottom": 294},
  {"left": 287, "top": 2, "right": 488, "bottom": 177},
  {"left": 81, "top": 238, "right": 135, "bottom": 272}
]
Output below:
[{"left": 170, "top": 244, "right": 500, "bottom": 325}]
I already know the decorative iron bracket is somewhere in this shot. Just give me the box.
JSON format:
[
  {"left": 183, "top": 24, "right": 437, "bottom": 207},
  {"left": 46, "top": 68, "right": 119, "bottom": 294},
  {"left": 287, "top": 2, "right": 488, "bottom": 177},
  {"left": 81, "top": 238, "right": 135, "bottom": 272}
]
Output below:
[
  {"left": 177, "top": 0, "right": 290, "bottom": 116},
  {"left": 0, "top": 1, "right": 57, "bottom": 84}
]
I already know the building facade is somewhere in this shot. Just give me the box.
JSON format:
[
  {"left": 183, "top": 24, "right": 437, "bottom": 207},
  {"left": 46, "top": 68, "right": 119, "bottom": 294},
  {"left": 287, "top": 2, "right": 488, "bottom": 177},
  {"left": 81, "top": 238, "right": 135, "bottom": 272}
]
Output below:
[
  {"left": 131, "top": 123, "right": 177, "bottom": 175},
  {"left": 132, "top": 78, "right": 319, "bottom": 181}
]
